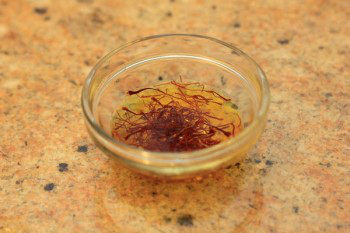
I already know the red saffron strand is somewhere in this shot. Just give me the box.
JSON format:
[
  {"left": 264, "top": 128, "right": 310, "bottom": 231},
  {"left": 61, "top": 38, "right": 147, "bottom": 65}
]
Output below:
[{"left": 112, "top": 80, "right": 242, "bottom": 152}]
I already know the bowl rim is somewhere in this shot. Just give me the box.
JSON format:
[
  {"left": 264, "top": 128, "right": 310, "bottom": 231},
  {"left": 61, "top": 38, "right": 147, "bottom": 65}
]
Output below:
[{"left": 81, "top": 33, "right": 270, "bottom": 165}]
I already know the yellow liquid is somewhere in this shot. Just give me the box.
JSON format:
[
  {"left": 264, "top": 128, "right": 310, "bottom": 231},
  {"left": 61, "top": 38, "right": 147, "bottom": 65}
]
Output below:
[{"left": 111, "top": 81, "right": 242, "bottom": 152}]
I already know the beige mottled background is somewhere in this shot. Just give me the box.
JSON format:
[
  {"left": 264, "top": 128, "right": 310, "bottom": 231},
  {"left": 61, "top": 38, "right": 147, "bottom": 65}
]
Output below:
[{"left": 0, "top": 0, "right": 349, "bottom": 232}]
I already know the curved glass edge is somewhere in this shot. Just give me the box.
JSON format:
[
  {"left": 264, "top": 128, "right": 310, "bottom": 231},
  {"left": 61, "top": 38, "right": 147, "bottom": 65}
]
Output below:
[{"left": 81, "top": 34, "right": 270, "bottom": 166}]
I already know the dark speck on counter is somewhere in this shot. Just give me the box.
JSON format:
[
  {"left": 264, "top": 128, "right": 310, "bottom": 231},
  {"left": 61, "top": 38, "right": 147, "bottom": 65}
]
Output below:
[
  {"left": 58, "top": 163, "right": 68, "bottom": 172},
  {"left": 77, "top": 145, "right": 88, "bottom": 153},
  {"left": 177, "top": 214, "right": 193, "bottom": 226},
  {"left": 44, "top": 183, "right": 55, "bottom": 191},
  {"left": 319, "top": 162, "right": 331, "bottom": 168},
  {"left": 265, "top": 160, "right": 274, "bottom": 166},
  {"left": 324, "top": 92, "right": 333, "bottom": 98},
  {"left": 69, "top": 79, "right": 77, "bottom": 86},
  {"left": 233, "top": 22, "right": 241, "bottom": 28},
  {"left": 277, "top": 39, "right": 289, "bottom": 45},
  {"left": 259, "top": 168, "right": 267, "bottom": 176},
  {"left": 163, "top": 216, "right": 172, "bottom": 223},
  {"left": 151, "top": 191, "right": 157, "bottom": 196},
  {"left": 293, "top": 206, "right": 299, "bottom": 213},
  {"left": 34, "top": 7, "right": 47, "bottom": 14},
  {"left": 220, "top": 76, "right": 226, "bottom": 85},
  {"left": 254, "top": 159, "right": 261, "bottom": 164},
  {"left": 15, "top": 180, "right": 22, "bottom": 185}
]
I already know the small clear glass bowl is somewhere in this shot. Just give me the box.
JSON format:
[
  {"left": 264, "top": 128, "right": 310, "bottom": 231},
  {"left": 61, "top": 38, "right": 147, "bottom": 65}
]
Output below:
[{"left": 82, "top": 34, "right": 270, "bottom": 179}]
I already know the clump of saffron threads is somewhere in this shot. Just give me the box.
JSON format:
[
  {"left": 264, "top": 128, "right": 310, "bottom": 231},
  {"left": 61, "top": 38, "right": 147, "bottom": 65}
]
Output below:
[{"left": 112, "top": 80, "right": 242, "bottom": 152}]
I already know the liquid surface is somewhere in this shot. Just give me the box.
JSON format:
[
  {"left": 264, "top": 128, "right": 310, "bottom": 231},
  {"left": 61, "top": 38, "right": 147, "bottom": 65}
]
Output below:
[{"left": 111, "top": 81, "right": 242, "bottom": 152}]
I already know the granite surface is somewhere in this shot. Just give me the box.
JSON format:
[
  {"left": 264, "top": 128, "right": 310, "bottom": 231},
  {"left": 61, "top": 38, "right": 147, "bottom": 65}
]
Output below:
[{"left": 0, "top": 0, "right": 349, "bottom": 232}]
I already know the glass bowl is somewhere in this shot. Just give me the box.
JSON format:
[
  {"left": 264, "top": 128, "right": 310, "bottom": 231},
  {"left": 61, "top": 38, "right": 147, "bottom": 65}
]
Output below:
[{"left": 81, "top": 34, "right": 270, "bottom": 179}]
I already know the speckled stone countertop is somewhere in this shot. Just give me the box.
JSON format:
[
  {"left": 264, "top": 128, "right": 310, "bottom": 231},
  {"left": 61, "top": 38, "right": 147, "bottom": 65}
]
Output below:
[{"left": 0, "top": 0, "right": 349, "bottom": 232}]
